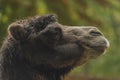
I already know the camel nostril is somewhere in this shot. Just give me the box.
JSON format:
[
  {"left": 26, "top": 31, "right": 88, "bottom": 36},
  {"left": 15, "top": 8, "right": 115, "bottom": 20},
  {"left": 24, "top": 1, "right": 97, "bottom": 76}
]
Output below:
[{"left": 90, "top": 31, "right": 102, "bottom": 36}]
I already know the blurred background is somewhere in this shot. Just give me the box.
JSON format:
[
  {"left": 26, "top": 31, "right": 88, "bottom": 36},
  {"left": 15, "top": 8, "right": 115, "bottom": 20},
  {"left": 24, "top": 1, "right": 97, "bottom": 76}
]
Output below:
[{"left": 0, "top": 0, "right": 120, "bottom": 80}]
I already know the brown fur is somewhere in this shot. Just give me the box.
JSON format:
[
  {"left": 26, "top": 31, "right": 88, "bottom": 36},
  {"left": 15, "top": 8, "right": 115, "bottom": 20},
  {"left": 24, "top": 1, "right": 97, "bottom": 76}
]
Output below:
[{"left": 0, "top": 14, "right": 109, "bottom": 80}]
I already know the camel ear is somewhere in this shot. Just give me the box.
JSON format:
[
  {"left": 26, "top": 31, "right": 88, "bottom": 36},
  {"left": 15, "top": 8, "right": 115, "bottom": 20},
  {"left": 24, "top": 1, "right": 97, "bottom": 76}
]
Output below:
[{"left": 8, "top": 23, "right": 26, "bottom": 41}]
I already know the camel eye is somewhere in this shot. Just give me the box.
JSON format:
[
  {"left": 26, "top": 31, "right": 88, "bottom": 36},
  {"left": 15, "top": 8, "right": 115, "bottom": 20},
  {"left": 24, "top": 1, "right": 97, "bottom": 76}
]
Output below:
[
  {"left": 90, "top": 31, "right": 102, "bottom": 36},
  {"left": 54, "top": 27, "right": 62, "bottom": 35}
]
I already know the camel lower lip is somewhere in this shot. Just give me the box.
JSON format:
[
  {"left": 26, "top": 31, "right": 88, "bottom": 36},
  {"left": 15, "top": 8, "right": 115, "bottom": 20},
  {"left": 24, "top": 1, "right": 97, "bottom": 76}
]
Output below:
[{"left": 91, "top": 46, "right": 106, "bottom": 53}]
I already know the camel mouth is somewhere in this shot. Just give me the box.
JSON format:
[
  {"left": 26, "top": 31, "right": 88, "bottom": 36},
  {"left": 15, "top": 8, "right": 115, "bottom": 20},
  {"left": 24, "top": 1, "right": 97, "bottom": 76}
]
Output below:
[
  {"left": 89, "top": 46, "right": 107, "bottom": 53},
  {"left": 76, "top": 39, "right": 109, "bottom": 54}
]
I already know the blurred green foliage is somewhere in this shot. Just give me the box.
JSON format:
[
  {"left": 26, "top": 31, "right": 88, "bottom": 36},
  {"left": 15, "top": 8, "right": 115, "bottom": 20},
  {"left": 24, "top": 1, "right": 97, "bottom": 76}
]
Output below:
[{"left": 0, "top": 0, "right": 120, "bottom": 77}]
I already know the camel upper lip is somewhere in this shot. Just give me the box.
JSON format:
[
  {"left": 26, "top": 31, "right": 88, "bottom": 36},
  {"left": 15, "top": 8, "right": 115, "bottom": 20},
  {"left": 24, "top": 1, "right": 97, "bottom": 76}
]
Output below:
[
  {"left": 76, "top": 41, "right": 108, "bottom": 53},
  {"left": 90, "top": 46, "right": 107, "bottom": 52}
]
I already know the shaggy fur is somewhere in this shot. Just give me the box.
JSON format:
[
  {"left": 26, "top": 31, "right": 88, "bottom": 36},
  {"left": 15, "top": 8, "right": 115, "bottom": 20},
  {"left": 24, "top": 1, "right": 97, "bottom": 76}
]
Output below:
[{"left": 0, "top": 14, "right": 109, "bottom": 80}]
